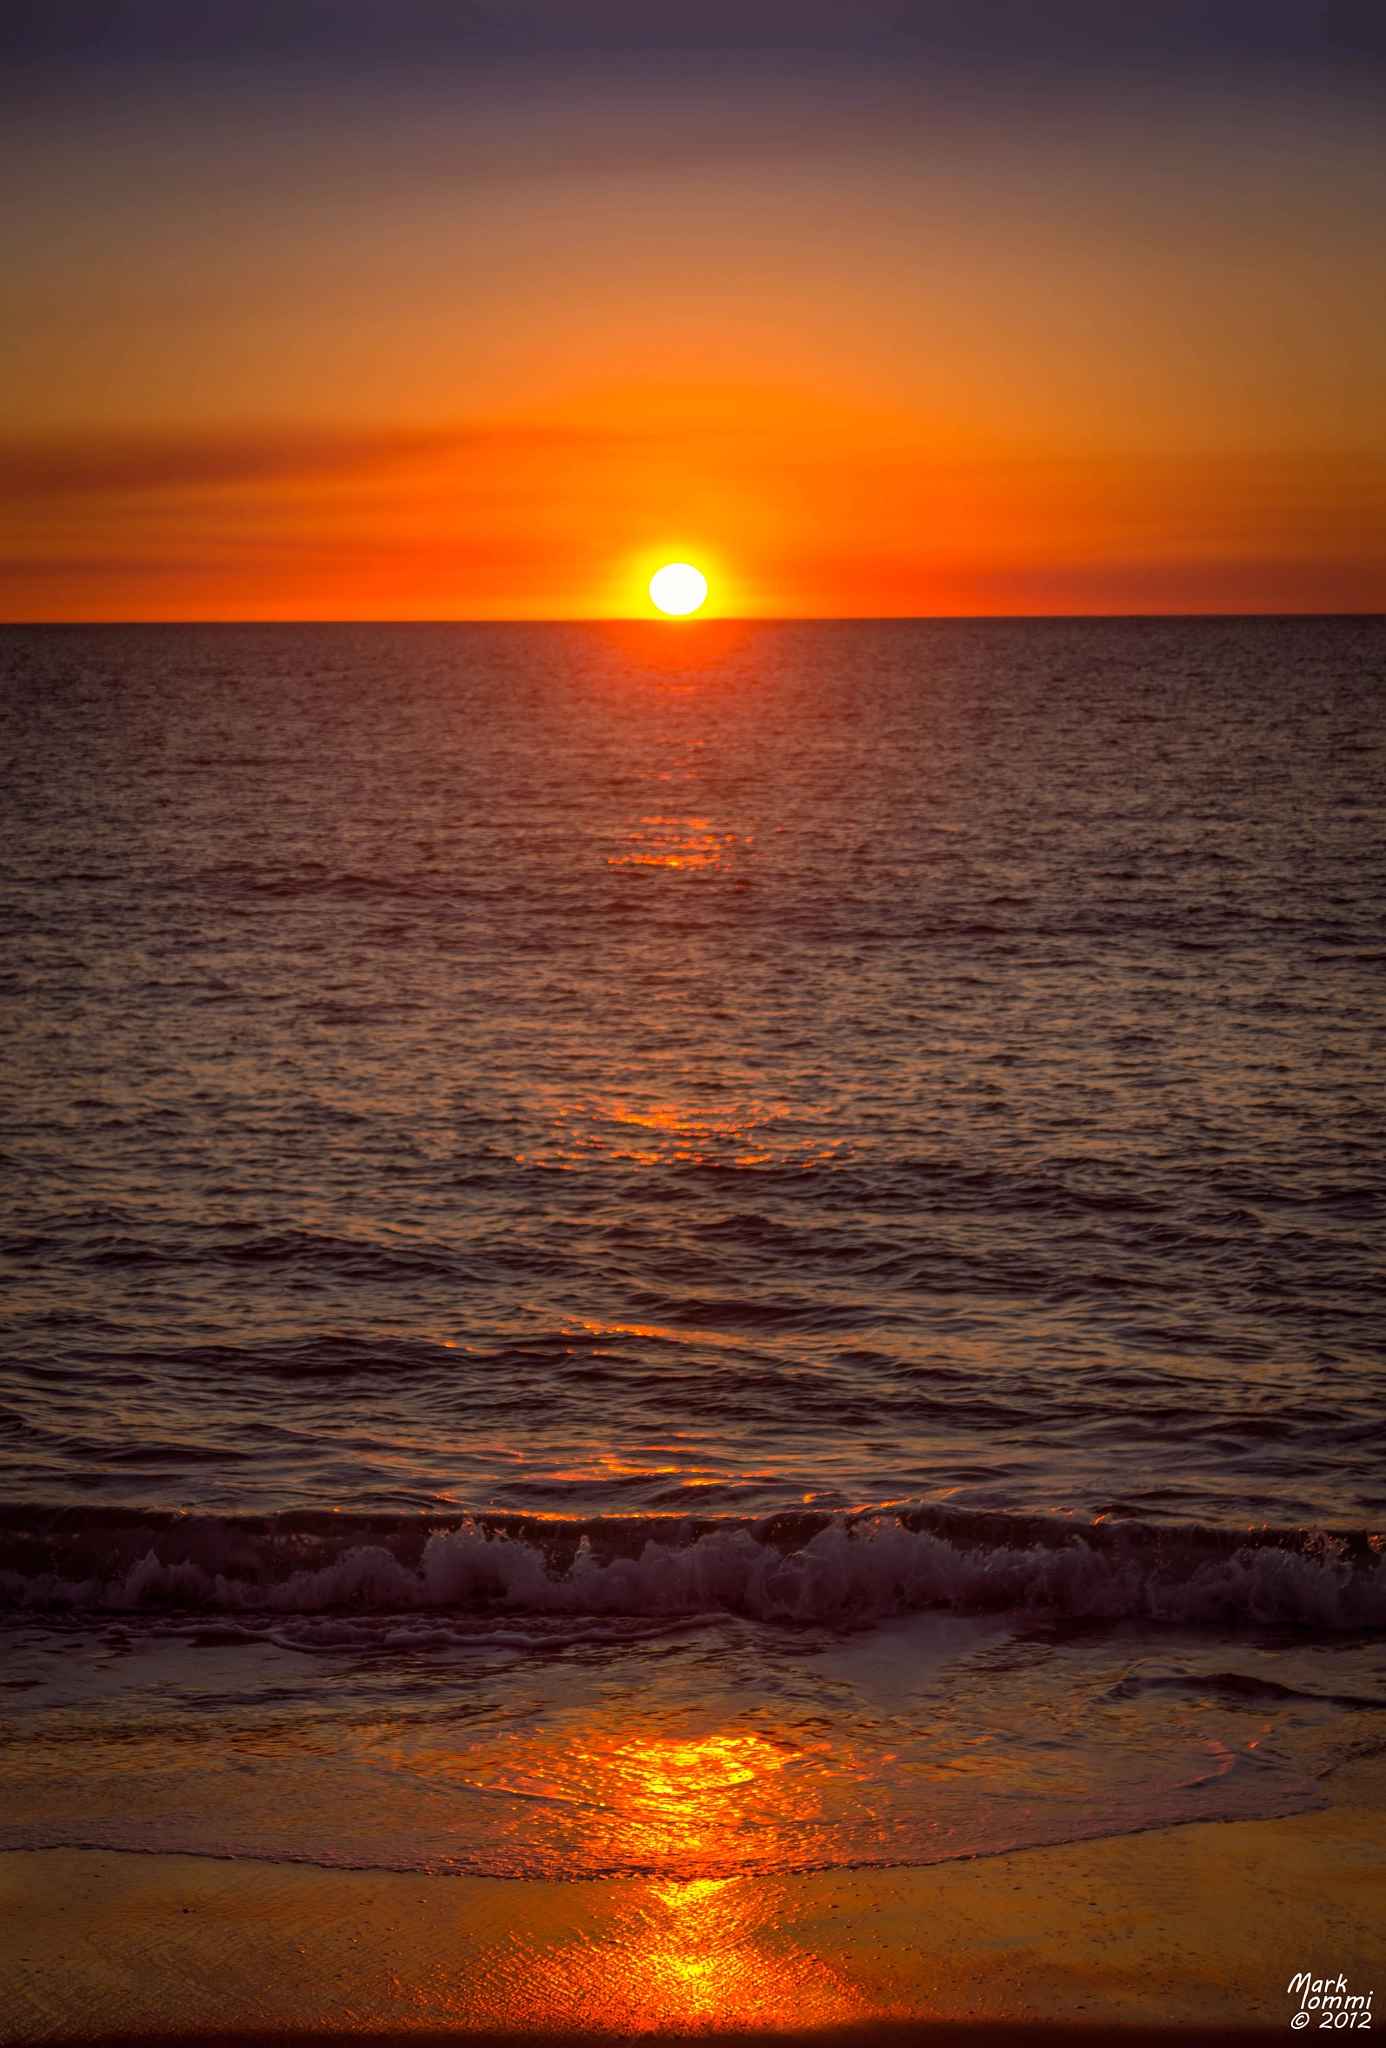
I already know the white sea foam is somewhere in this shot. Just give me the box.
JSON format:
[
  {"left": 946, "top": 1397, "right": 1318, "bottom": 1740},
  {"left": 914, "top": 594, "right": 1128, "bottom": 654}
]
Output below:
[{"left": 4, "top": 1511, "right": 1382, "bottom": 1628}]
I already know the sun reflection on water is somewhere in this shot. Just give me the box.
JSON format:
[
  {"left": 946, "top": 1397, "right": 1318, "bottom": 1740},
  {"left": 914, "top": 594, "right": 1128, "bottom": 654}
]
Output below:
[
  {"left": 581, "top": 1731, "right": 799, "bottom": 1865},
  {"left": 607, "top": 814, "right": 748, "bottom": 870},
  {"left": 536, "top": 1096, "right": 847, "bottom": 1171},
  {"left": 397, "top": 1726, "right": 833, "bottom": 1881}
]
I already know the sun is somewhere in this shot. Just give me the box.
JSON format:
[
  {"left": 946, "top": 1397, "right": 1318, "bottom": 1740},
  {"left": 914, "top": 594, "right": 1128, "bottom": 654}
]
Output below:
[{"left": 649, "top": 563, "right": 708, "bottom": 616}]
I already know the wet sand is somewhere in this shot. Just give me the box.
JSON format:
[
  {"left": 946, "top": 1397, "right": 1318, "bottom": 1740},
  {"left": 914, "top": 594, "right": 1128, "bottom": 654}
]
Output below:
[{"left": 2, "top": 1755, "right": 1381, "bottom": 2044}]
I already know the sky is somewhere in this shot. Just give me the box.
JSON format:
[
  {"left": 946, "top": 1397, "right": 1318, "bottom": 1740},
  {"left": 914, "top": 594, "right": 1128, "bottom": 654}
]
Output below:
[{"left": 3, "top": 1, "right": 1384, "bottom": 619}]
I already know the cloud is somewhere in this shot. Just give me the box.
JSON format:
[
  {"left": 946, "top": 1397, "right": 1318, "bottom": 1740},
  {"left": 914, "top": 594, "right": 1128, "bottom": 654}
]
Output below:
[{"left": 0, "top": 425, "right": 609, "bottom": 503}]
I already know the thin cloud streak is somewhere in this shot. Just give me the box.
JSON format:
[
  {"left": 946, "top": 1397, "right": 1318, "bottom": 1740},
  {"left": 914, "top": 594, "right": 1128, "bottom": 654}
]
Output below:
[{"left": 0, "top": 426, "right": 630, "bottom": 502}]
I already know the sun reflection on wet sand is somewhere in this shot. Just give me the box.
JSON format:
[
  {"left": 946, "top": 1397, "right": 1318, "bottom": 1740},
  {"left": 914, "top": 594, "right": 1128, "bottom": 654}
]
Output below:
[
  {"left": 482, "top": 1869, "right": 864, "bottom": 2034},
  {"left": 400, "top": 1728, "right": 867, "bottom": 2031}
]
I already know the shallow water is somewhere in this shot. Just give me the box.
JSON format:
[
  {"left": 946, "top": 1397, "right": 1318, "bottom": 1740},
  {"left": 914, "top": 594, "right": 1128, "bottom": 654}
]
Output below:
[
  {"left": 2, "top": 617, "right": 1383, "bottom": 1875},
  {"left": 4, "top": 1609, "right": 1382, "bottom": 1878}
]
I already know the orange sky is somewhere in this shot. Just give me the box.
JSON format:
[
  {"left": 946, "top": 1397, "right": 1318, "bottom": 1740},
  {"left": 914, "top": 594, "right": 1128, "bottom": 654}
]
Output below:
[{"left": 3, "top": 60, "right": 1383, "bottom": 618}]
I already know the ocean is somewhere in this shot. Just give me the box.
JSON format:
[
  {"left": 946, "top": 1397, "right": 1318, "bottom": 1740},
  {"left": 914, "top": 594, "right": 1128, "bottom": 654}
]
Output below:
[{"left": 2, "top": 616, "right": 1383, "bottom": 1886}]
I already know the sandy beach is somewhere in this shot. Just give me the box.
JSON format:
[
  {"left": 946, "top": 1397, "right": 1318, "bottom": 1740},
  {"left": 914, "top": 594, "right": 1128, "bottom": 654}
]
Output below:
[{"left": 3, "top": 1753, "right": 1380, "bottom": 2044}]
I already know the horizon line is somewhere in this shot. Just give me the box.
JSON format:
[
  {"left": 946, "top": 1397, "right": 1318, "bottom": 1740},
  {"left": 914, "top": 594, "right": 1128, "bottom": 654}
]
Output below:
[{"left": 3, "top": 610, "right": 1383, "bottom": 629}]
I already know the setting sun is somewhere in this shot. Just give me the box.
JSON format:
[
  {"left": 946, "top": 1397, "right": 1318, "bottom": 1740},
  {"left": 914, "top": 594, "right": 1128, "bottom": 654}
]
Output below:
[{"left": 649, "top": 564, "right": 709, "bottom": 616}]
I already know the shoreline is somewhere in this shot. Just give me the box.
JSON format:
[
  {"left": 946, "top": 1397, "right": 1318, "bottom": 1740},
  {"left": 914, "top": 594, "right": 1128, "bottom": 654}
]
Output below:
[{"left": 3, "top": 1755, "right": 1381, "bottom": 2044}]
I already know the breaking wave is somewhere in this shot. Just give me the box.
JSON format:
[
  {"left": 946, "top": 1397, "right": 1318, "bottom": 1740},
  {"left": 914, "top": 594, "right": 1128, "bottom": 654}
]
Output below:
[{"left": 2, "top": 1504, "right": 1382, "bottom": 1628}]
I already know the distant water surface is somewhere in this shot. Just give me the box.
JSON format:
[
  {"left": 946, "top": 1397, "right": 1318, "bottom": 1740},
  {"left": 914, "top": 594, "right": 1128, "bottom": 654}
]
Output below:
[{"left": 1, "top": 618, "right": 1383, "bottom": 1881}]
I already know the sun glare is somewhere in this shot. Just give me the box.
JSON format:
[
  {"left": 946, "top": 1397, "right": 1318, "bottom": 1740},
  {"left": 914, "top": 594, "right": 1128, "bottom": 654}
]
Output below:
[{"left": 649, "top": 563, "right": 709, "bottom": 616}]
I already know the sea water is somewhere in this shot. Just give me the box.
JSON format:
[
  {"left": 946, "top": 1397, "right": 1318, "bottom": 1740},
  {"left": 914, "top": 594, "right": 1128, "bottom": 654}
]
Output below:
[{"left": 2, "top": 617, "right": 1383, "bottom": 1882}]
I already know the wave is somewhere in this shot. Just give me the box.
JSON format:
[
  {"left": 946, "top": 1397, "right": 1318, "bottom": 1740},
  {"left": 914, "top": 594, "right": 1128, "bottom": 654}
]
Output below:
[{"left": 2, "top": 1504, "right": 1381, "bottom": 1628}]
